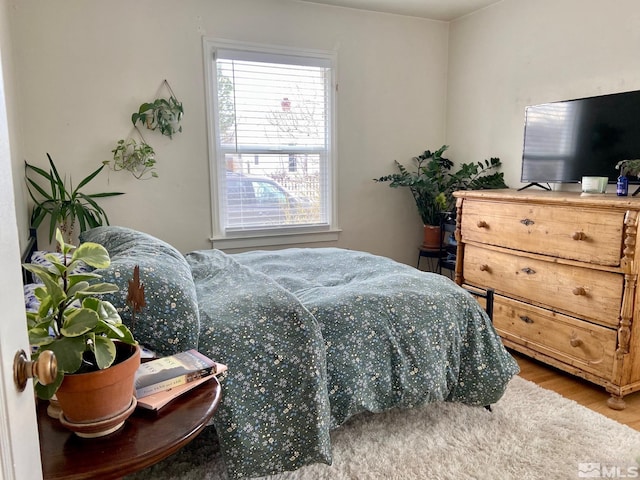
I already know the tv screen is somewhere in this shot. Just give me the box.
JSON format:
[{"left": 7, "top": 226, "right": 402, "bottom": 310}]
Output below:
[{"left": 521, "top": 89, "right": 640, "bottom": 185}]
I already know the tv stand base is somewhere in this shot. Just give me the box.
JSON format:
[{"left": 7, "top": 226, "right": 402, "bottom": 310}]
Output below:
[{"left": 518, "top": 182, "right": 551, "bottom": 191}]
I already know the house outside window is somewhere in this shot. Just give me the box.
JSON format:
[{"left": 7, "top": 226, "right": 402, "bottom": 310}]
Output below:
[{"left": 203, "top": 38, "right": 339, "bottom": 248}]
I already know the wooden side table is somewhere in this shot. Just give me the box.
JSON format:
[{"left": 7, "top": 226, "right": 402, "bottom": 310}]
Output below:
[{"left": 38, "top": 376, "right": 221, "bottom": 480}]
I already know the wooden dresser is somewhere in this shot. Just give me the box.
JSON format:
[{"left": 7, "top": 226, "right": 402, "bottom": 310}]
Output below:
[{"left": 453, "top": 189, "right": 640, "bottom": 409}]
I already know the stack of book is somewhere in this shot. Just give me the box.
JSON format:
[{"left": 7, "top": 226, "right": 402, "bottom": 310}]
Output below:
[{"left": 134, "top": 349, "right": 227, "bottom": 411}]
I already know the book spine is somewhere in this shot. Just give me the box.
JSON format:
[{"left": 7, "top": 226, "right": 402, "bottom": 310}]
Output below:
[{"left": 135, "top": 367, "right": 214, "bottom": 398}]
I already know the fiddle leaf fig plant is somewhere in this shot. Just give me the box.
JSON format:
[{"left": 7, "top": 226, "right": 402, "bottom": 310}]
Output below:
[
  {"left": 106, "top": 138, "right": 158, "bottom": 180},
  {"left": 23, "top": 229, "right": 136, "bottom": 400},
  {"left": 131, "top": 96, "right": 183, "bottom": 139}
]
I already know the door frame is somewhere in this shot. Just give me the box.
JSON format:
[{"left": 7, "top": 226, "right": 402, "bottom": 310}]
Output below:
[{"left": 0, "top": 15, "right": 43, "bottom": 480}]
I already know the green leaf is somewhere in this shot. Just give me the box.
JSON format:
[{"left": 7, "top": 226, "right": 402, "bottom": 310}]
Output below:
[
  {"left": 40, "top": 337, "right": 86, "bottom": 374},
  {"left": 22, "top": 263, "right": 55, "bottom": 283},
  {"left": 25, "top": 176, "right": 54, "bottom": 201},
  {"left": 76, "top": 283, "right": 119, "bottom": 296},
  {"left": 96, "top": 300, "right": 122, "bottom": 325},
  {"left": 72, "top": 242, "right": 111, "bottom": 268},
  {"left": 33, "top": 371, "right": 64, "bottom": 400},
  {"left": 67, "top": 280, "right": 90, "bottom": 298},
  {"left": 67, "top": 271, "right": 102, "bottom": 285},
  {"left": 111, "top": 324, "right": 135, "bottom": 344},
  {"left": 28, "top": 327, "right": 54, "bottom": 346},
  {"left": 38, "top": 273, "right": 66, "bottom": 311},
  {"left": 61, "top": 308, "right": 99, "bottom": 337},
  {"left": 93, "top": 336, "right": 116, "bottom": 369}
]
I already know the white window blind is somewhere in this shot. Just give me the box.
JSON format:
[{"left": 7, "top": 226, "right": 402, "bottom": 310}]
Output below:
[{"left": 207, "top": 41, "right": 336, "bottom": 239}]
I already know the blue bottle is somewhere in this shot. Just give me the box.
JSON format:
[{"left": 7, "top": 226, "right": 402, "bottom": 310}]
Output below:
[{"left": 617, "top": 175, "right": 629, "bottom": 196}]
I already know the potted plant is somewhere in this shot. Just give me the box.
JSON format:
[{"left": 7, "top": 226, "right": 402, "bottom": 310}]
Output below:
[
  {"left": 106, "top": 138, "right": 158, "bottom": 180},
  {"left": 616, "top": 159, "right": 640, "bottom": 176},
  {"left": 25, "top": 153, "right": 124, "bottom": 244},
  {"left": 23, "top": 228, "right": 139, "bottom": 437},
  {"left": 375, "top": 145, "right": 507, "bottom": 248},
  {"left": 131, "top": 96, "right": 183, "bottom": 139}
]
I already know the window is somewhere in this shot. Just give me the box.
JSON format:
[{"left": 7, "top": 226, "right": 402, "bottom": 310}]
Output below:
[{"left": 203, "top": 38, "right": 339, "bottom": 248}]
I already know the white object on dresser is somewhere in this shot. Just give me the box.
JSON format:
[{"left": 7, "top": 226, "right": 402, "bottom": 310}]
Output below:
[{"left": 453, "top": 189, "right": 640, "bottom": 410}]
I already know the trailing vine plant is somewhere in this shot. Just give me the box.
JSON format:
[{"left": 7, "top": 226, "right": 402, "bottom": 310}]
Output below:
[{"left": 106, "top": 137, "right": 158, "bottom": 180}]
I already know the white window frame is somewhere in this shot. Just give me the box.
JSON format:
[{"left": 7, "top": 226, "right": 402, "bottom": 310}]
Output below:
[{"left": 203, "top": 37, "right": 340, "bottom": 249}]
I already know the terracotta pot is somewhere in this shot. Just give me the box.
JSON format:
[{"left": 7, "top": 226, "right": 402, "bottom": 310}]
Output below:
[
  {"left": 422, "top": 224, "right": 442, "bottom": 249},
  {"left": 55, "top": 342, "right": 140, "bottom": 437}
]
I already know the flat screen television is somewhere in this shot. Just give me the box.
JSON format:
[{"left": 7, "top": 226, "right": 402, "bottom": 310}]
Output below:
[{"left": 520, "top": 89, "right": 640, "bottom": 188}]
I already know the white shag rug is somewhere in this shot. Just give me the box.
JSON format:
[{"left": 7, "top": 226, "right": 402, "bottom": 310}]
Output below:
[{"left": 125, "top": 376, "right": 640, "bottom": 480}]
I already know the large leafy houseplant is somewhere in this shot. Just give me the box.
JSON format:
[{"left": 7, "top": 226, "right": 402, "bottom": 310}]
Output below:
[
  {"left": 23, "top": 229, "right": 136, "bottom": 400},
  {"left": 375, "top": 145, "right": 508, "bottom": 226},
  {"left": 25, "top": 153, "right": 124, "bottom": 243}
]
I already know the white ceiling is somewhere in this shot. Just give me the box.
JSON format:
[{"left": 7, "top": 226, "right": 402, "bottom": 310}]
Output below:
[{"left": 296, "top": 0, "right": 503, "bottom": 21}]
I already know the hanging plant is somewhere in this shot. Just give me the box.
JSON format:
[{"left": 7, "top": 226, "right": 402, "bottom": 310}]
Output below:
[
  {"left": 106, "top": 137, "right": 157, "bottom": 180},
  {"left": 131, "top": 80, "right": 183, "bottom": 139}
]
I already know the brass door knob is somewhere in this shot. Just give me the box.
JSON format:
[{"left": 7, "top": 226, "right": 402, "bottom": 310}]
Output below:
[
  {"left": 13, "top": 349, "right": 57, "bottom": 392},
  {"left": 572, "top": 287, "right": 587, "bottom": 296},
  {"left": 572, "top": 232, "right": 586, "bottom": 241}
]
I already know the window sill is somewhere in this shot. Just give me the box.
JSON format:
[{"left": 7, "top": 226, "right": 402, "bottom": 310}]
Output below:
[{"left": 210, "top": 228, "right": 341, "bottom": 250}]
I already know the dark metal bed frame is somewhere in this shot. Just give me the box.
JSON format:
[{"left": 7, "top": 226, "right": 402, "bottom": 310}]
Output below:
[{"left": 21, "top": 227, "right": 38, "bottom": 284}]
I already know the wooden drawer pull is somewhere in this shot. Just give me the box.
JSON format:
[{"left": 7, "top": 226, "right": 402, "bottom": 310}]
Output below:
[
  {"left": 519, "top": 315, "right": 534, "bottom": 324},
  {"left": 479, "top": 264, "right": 490, "bottom": 272},
  {"left": 521, "top": 267, "right": 536, "bottom": 275},
  {"left": 477, "top": 220, "right": 489, "bottom": 228},
  {"left": 573, "top": 287, "right": 586, "bottom": 296},
  {"left": 570, "top": 336, "right": 583, "bottom": 348},
  {"left": 572, "top": 232, "right": 586, "bottom": 241},
  {"left": 520, "top": 218, "right": 535, "bottom": 226}
]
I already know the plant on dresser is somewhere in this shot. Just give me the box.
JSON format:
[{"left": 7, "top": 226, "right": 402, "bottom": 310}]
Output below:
[
  {"left": 616, "top": 159, "right": 640, "bottom": 177},
  {"left": 453, "top": 189, "right": 640, "bottom": 410}
]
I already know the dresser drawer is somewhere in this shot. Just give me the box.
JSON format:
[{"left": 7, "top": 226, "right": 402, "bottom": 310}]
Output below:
[
  {"left": 493, "top": 295, "right": 617, "bottom": 379},
  {"left": 460, "top": 200, "right": 624, "bottom": 266},
  {"left": 463, "top": 244, "right": 623, "bottom": 327}
]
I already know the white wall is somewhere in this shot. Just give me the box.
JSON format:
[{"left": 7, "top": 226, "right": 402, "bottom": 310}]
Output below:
[
  {"left": 446, "top": 0, "right": 640, "bottom": 189},
  {"left": 8, "top": 0, "right": 449, "bottom": 265}
]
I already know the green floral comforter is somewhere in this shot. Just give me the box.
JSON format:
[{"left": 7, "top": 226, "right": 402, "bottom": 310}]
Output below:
[{"left": 185, "top": 248, "right": 519, "bottom": 479}]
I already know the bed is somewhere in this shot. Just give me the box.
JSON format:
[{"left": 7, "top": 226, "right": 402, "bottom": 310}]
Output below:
[{"left": 30, "top": 226, "right": 518, "bottom": 478}]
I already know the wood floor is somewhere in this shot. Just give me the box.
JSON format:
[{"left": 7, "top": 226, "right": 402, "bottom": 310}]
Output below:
[{"left": 513, "top": 350, "right": 640, "bottom": 431}]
